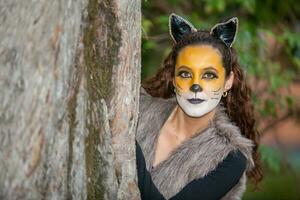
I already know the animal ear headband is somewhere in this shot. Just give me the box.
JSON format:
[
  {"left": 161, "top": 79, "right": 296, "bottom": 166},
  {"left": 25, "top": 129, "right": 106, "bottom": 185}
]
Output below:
[{"left": 169, "top": 13, "right": 238, "bottom": 48}]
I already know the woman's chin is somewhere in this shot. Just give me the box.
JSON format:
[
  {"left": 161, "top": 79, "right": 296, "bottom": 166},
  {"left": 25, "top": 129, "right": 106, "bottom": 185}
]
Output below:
[{"left": 175, "top": 93, "right": 219, "bottom": 118}]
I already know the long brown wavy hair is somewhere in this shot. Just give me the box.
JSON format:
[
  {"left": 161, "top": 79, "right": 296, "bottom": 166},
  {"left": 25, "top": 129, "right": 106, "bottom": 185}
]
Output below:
[{"left": 142, "top": 30, "right": 263, "bottom": 189}]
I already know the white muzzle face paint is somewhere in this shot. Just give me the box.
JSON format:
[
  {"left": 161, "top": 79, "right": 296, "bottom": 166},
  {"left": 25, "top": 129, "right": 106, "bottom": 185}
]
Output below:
[{"left": 175, "top": 88, "right": 223, "bottom": 117}]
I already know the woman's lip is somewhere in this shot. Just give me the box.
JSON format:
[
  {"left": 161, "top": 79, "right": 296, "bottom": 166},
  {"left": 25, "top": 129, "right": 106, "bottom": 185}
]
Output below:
[{"left": 187, "top": 98, "right": 205, "bottom": 104}]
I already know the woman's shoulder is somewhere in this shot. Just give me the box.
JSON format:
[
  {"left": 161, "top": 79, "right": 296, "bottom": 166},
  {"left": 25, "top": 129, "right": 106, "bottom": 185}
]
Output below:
[
  {"left": 212, "top": 105, "right": 255, "bottom": 172},
  {"left": 223, "top": 149, "right": 247, "bottom": 172},
  {"left": 138, "top": 86, "right": 176, "bottom": 115},
  {"left": 139, "top": 86, "right": 154, "bottom": 109},
  {"left": 140, "top": 86, "right": 150, "bottom": 98},
  {"left": 139, "top": 86, "right": 168, "bottom": 103}
]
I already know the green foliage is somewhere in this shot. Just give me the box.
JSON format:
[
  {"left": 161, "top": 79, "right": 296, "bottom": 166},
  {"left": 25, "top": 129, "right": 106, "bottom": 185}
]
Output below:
[
  {"left": 244, "top": 168, "right": 300, "bottom": 199},
  {"left": 259, "top": 145, "right": 282, "bottom": 173}
]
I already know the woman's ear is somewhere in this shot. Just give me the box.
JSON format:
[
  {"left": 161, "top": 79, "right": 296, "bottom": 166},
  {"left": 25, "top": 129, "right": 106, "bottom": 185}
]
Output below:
[
  {"left": 224, "top": 71, "right": 234, "bottom": 91},
  {"left": 169, "top": 13, "right": 197, "bottom": 43},
  {"left": 172, "top": 78, "right": 176, "bottom": 88},
  {"left": 210, "top": 17, "right": 238, "bottom": 47}
]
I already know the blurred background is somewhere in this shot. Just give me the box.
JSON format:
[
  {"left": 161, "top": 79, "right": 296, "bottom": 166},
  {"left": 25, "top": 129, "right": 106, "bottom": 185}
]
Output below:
[{"left": 141, "top": 0, "right": 300, "bottom": 199}]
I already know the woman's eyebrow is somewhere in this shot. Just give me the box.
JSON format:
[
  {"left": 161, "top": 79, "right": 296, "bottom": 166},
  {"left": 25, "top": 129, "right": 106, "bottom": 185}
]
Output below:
[
  {"left": 203, "top": 66, "right": 218, "bottom": 72},
  {"left": 177, "top": 65, "right": 191, "bottom": 70}
]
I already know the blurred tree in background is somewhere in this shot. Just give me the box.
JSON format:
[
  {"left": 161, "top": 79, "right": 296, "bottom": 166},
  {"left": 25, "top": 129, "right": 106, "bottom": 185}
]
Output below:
[{"left": 141, "top": 0, "right": 300, "bottom": 199}]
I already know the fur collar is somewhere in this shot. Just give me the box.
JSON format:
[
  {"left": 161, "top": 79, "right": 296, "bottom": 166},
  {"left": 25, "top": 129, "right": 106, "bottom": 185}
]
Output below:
[{"left": 136, "top": 87, "right": 255, "bottom": 199}]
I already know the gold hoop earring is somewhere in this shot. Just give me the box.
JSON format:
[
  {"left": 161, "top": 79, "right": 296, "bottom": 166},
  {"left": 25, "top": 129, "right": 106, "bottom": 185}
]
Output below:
[{"left": 222, "top": 91, "right": 228, "bottom": 97}]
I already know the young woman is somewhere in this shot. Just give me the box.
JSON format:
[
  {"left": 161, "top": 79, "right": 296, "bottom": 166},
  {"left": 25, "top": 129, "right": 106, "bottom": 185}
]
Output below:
[{"left": 136, "top": 14, "right": 262, "bottom": 200}]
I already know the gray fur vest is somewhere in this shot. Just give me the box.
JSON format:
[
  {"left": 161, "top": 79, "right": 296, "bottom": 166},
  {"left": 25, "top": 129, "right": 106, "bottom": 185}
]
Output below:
[{"left": 136, "top": 87, "right": 255, "bottom": 200}]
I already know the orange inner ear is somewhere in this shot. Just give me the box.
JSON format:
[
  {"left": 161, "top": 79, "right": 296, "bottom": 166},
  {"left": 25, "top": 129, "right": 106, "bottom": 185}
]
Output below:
[{"left": 174, "top": 45, "right": 226, "bottom": 94}]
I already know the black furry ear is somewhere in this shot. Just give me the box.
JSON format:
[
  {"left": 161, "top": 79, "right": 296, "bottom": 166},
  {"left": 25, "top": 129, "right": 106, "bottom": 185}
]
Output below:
[
  {"left": 169, "top": 13, "right": 197, "bottom": 43},
  {"left": 210, "top": 17, "right": 238, "bottom": 47}
]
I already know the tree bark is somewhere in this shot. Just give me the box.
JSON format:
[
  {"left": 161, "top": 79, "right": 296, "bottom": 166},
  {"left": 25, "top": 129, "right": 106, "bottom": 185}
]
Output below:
[{"left": 0, "top": 0, "right": 141, "bottom": 199}]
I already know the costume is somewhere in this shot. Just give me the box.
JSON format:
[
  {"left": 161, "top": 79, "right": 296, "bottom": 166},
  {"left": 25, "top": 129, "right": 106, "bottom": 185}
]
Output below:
[
  {"left": 136, "top": 140, "right": 247, "bottom": 200},
  {"left": 136, "top": 87, "right": 255, "bottom": 200}
]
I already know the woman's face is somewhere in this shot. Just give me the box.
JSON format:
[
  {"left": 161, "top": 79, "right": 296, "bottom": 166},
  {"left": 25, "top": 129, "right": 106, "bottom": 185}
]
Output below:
[{"left": 173, "top": 44, "right": 233, "bottom": 117}]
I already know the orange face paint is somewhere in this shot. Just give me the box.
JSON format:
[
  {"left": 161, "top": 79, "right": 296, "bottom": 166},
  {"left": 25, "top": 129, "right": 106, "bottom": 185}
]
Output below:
[{"left": 174, "top": 45, "right": 225, "bottom": 94}]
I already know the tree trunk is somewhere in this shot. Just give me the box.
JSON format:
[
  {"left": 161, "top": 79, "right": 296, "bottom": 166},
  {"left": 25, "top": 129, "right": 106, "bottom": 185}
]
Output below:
[{"left": 0, "top": 0, "right": 141, "bottom": 199}]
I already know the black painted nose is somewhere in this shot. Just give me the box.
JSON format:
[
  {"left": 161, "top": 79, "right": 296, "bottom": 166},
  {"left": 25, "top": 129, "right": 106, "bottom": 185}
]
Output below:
[{"left": 190, "top": 84, "right": 202, "bottom": 93}]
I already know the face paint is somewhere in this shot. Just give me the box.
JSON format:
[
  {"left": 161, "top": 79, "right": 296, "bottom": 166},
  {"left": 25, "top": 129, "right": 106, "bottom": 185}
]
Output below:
[{"left": 174, "top": 45, "right": 226, "bottom": 117}]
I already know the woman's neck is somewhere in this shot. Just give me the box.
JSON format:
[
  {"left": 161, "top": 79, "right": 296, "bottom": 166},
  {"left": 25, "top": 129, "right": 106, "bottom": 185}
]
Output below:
[{"left": 170, "top": 105, "right": 216, "bottom": 140}]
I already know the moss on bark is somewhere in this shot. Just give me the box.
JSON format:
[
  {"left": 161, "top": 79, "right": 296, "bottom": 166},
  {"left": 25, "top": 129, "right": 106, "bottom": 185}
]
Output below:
[{"left": 83, "top": 0, "right": 122, "bottom": 199}]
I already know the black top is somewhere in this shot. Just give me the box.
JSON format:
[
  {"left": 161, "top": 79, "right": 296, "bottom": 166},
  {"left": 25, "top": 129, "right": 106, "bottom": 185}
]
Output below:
[{"left": 136, "top": 140, "right": 247, "bottom": 200}]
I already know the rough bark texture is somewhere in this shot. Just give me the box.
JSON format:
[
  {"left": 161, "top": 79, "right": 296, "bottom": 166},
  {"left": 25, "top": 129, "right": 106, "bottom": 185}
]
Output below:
[{"left": 0, "top": 0, "right": 141, "bottom": 199}]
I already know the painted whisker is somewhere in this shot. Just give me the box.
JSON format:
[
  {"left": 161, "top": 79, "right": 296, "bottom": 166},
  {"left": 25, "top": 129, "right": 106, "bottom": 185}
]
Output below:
[{"left": 212, "top": 88, "right": 221, "bottom": 92}]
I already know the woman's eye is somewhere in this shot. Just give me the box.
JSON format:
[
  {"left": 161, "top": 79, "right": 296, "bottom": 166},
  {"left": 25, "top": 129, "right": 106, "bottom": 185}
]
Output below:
[
  {"left": 202, "top": 72, "right": 217, "bottom": 79},
  {"left": 178, "top": 71, "right": 192, "bottom": 78}
]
